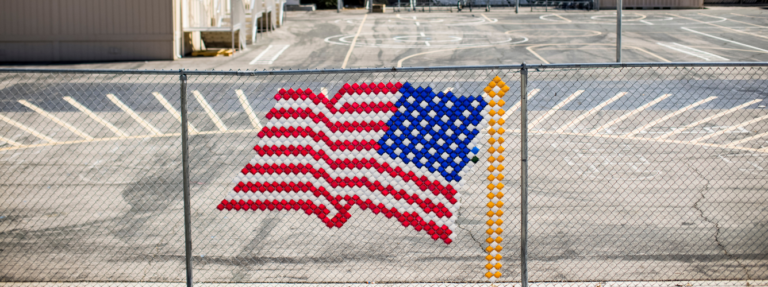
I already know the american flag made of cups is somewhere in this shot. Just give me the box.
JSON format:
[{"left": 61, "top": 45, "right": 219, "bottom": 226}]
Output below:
[{"left": 217, "top": 81, "right": 491, "bottom": 245}]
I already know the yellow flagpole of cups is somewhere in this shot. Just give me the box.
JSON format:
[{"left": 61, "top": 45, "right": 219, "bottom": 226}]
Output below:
[{"left": 483, "top": 76, "right": 508, "bottom": 282}]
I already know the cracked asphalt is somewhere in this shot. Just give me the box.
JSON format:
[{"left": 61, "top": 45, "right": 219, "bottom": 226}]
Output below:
[
  {"left": 1, "top": 5, "right": 767, "bottom": 284},
  {"left": 1, "top": 111, "right": 766, "bottom": 283}
]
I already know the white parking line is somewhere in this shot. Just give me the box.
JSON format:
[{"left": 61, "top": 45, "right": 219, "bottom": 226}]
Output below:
[
  {"left": 552, "top": 14, "right": 572, "bottom": 23},
  {"left": 106, "top": 93, "right": 162, "bottom": 136},
  {"left": 18, "top": 100, "right": 93, "bottom": 140},
  {"left": 589, "top": 93, "right": 673, "bottom": 135},
  {"left": 236, "top": 89, "right": 263, "bottom": 130},
  {"left": 342, "top": 14, "right": 368, "bottom": 69},
  {"left": 556, "top": 92, "right": 628, "bottom": 133},
  {"left": 657, "top": 42, "right": 728, "bottom": 61},
  {"left": 691, "top": 114, "right": 768, "bottom": 143},
  {"left": 727, "top": 131, "right": 768, "bottom": 147},
  {"left": 656, "top": 99, "right": 761, "bottom": 140},
  {"left": 526, "top": 46, "right": 550, "bottom": 64},
  {"left": 63, "top": 96, "right": 127, "bottom": 138},
  {"left": 266, "top": 45, "right": 290, "bottom": 65},
  {"left": 624, "top": 96, "right": 717, "bottom": 138},
  {"left": 528, "top": 90, "right": 584, "bottom": 129},
  {"left": 541, "top": 14, "right": 571, "bottom": 22},
  {"left": 250, "top": 45, "right": 291, "bottom": 65},
  {"left": 152, "top": 92, "right": 199, "bottom": 133},
  {"left": 718, "top": 153, "right": 766, "bottom": 174},
  {"left": 249, "top": 45, "right": 274, "bottom": 65},
  {"left": 192, "top": 90, "right": 228, "bottom": 131},
  {"left": 640, "top": 20, "right": 654, "bottom": 25},
  {"left": 700, "top": 12, "right": 767, "bottom": 28},
  {"left": 503, "top": 89, "right": 541, "bottom": 123},
  {"left": 0, "top": 135, "right": 21, "bottom": 146},
  {"left": 0, "top": 113, "right": 56, "bottom": 142},
  {"left": 681, "top": 27, "right": 768, "bottom": 53}
]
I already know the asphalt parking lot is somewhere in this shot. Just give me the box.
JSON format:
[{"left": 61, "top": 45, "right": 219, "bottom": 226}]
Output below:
[
  {"left": 0, "top": 6, "right": 767, "bottom": 286},
  {"left": 3, "top": 7, "right": 768, "bottom": 71}
]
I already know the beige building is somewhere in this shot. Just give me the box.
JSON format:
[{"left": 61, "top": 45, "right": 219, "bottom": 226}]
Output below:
[
  {"left": 0, "top": 0, "right": 283, "bottom": 62},
  {"left": 599, "top": 0, "right": 703, "bottom": 8}
]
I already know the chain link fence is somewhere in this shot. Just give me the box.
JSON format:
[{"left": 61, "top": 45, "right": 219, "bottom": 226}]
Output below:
[{"left": 0, "top": 63, "right": 766, "bottom": 286}]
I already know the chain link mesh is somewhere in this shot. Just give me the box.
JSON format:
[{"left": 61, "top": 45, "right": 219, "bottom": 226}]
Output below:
[
  {"left": 185, "top": 70, "right": 518, "bottom": 283},
  {"left": 0, "top": 65, "right": 766, "bottom": 286},
  {"left": 525, "top": 66, "right": 768, "bottom": 285},
  {"left": 0, "top": 72, "right": 186, "bottom": 283}
]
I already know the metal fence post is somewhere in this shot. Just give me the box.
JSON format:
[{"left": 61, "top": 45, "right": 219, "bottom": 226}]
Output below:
[
  {"left": 520, "top": 63, "right": 529, "bottom": 287},
  {"left": 616, "top": 0, "right": 622, "bottom": 62},
  {"left": 180, "top": 71, "right": 194, "bottom": 287}
]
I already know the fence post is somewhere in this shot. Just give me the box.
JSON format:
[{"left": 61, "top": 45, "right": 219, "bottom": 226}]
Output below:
[
  {"left": 180, "top": 71, "right": 194, "bottom": 287},
  {"left": 519, "top": 63, "right": 529, "bottom": 287},
  {"left": 616, "top": 0, "right": 622, "bottom": 62}
]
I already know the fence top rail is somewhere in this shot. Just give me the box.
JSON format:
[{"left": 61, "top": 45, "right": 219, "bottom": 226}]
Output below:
[{"left": 0, "top": 62, "right": 766, "bottom": 75}]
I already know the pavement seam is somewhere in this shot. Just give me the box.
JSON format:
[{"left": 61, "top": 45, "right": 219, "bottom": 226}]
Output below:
[
  {"left": 456, "top": 206, "right": 485, "bottom": 252},
  {"left": 230, "top": 216, "right": 280, "bottom": 281},
  {"left": 688, "top": 161, "right": 753, "bottom": 282},
  {"left": 458, "top": 223, "right": 485, "bottom": 252}
]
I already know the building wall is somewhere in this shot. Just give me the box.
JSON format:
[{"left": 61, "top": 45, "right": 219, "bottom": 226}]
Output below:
[
  {"left": 0, "top": 0, "right": 179, "bottom": 62},
  {"left": 599, "top": 0, "right": 704, "bottom": 8}
]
